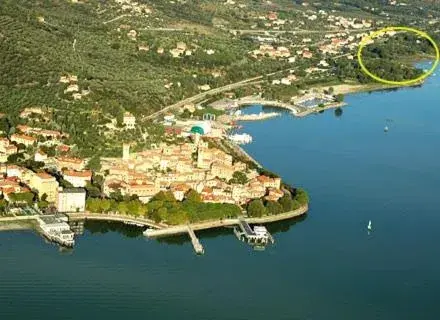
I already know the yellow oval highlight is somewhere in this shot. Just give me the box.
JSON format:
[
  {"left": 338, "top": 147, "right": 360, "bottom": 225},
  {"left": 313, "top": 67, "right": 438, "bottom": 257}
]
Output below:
[{"left": 357, "top": 26, "right": 440, "bottom": 85}]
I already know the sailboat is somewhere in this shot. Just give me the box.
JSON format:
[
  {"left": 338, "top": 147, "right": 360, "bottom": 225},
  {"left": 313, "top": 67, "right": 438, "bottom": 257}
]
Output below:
[{"left": 367, "top": 220, "right": 372, "bottom": 231}]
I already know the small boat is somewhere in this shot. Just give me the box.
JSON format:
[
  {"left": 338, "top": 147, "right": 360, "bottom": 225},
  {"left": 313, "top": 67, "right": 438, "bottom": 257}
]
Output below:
[
  {"left": 384, "top": 126, "right": 389, "bottom": 132},
  {"left": 367, "top": 220, "right": 372, "bottom": 231}
]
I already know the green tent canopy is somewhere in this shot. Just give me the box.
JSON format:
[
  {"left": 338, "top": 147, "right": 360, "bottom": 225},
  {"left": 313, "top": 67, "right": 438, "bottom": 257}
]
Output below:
[{"left": 190, "top": 126, "right": 204, "bottom": 135}]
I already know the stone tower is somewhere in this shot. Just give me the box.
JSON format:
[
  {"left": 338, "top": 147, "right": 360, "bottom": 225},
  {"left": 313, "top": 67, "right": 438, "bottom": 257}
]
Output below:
[{"left": 122, "top": 143, "right": 130, "bottom": 161}]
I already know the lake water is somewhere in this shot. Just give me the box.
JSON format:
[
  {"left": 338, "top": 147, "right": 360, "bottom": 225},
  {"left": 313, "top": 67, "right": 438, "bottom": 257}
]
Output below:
[{"left": 1, "top": 64, "right": 440, "bottom": 319}]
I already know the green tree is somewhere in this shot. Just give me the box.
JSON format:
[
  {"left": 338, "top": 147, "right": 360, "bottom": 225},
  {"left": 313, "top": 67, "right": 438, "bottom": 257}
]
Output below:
[
  {"left": 151, "top": 191, "right": 176, "bottom": 203},
  {"left": 247, "top": 199, "right": 266, "bottom": 217},
  {"left": 279, "top": 193, "right": 293, "bottom": 212},
  {"left": 86, "top": 198, "right": 101, "bottom": 212},
  {"left": 335, "top": 93, "right": 345, "bottom": 102},
  {"left": 184, "top": 189, "right": 201, "bottom": 203},
  {"left": 127, "top": 200, "right": 142, "bottom": 216},
  {"left": 157, "top": 207, "right": 168, "bottom": 220},
  {"left": 117, "top": 202, "right": 128, "bottom": 214},
  {"left": 9, "top": 192, "right": 34, "bottom": 205},
  {"left": 101, "top": 199, "right": 111, "bottom": 212},
  {"left": 230, "top": 171, "right": 248, "bottom": 184},
  {"left": 294, "top": 188, "right": 309, "bottom": 205},
  {"left": 87, "top": 156, "right": 102, "bottom": 171},
  {"left": 85, "top": 182, "right": 101, "bottom": 198},
  {"left": 167, "top": 210, "right": 189, "bottom": 225},
  {"left": 38, "top": 200, "right": 49, "bottom": 210},
  {"left": 265, "top": 201, "right": 283, "bottom": 215}
]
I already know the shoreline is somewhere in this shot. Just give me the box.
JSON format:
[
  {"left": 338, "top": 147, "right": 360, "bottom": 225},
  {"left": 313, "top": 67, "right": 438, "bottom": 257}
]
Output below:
[
  {"left": 146, "top": 204, "right": 308, "bottom": 238},
  {"left": 0, "top": 216, "right": 38, "bottom": 231},
  {"left": 225, "top": 81, "right": 422, "bottom": 121},
  {"left": 0, "top": 204, "right": 308, "bottom": 237},
  {"left": 296, "top": 101, "right": 347, "bottom": 117},
  {"left": 324, "top": 81, "right": 423, "bottom": 96}
]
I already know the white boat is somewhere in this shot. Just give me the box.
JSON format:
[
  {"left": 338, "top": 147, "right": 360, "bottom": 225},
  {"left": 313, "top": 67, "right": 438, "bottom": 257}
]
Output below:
[
  {"left": 367, "top": 220, "right": 372, "bottom": 231},
  {"left": 384, "top": 126, "right": 389, "bottom": 132},
  {"left": 228, "top": 133, "right": 253, "bottom": 145}
]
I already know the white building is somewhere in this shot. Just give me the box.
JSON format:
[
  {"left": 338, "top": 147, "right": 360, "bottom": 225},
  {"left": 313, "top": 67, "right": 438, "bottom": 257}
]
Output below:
[
  {"left": 123, "top": 143, "right": 130, "bottom": 161},
  {"left": 57, "top": 188, "right": 86, "bottom": 213},
  {"left": 62, "top": 170, "right": 92, "bottom": 188},
  {"left": 35, "top": 150, "right": 48, "bottom": 162},
  {"left": 123, "top": 112, "right": 136, "bottom": 129}
]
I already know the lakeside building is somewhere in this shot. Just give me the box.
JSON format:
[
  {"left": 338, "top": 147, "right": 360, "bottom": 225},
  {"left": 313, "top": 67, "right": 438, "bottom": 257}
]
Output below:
[
  {"left": 29, "top": 172, "right": 59, "bottom": 202},
  {"left": 57, "top": 188, "right": 86, "bottom": 213},
  {"left": 37, "top": 215, "right": 75, "bottom": 247},
  {"left": 62, "top": 170, "right": 92, "bottom": 188}
]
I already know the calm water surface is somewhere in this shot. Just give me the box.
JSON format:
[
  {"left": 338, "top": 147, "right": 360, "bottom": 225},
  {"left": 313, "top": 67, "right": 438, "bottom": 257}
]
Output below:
[{"left": 1, "top": 65, "right": 440, "bottom": 319}]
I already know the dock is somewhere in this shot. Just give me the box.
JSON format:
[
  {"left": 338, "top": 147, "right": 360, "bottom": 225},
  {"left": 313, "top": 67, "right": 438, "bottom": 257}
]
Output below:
[
  {"left": 234, "top": 220, "right": 274, "bottom": 246},
  {"left": 187, "top": 225, "right": 204, "bottom": 255}
]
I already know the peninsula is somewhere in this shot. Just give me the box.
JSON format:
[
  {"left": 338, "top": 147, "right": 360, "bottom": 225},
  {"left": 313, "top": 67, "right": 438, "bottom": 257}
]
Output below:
[{"left": 1, "top": 0, "right": 438, "bottom": 251}]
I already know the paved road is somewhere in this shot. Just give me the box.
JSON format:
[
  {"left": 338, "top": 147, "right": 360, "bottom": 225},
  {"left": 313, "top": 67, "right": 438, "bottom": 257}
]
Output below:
[
  {"left": 229, "top": 28, "right": 374, "bottom": 35},
  {"left": 144, "top": 77, "right": 264, "bottom": 120},
  {"left": 144, "top": 67, "right": 298, "bottom": 120},
  {"left": 103, "top": 14, "right": 130, "bottom": 25}
]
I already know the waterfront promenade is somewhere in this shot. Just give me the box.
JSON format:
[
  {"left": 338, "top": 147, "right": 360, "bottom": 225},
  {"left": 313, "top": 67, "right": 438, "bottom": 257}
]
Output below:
[
  {"left": 0, "top": 215, "right": 38, "bottom": 231},
  {"left": 145, "top": 204, "right": 308, "bottom": 237},
  {"left": 66, "top": 213, "right": 167, "bottom": 229}
]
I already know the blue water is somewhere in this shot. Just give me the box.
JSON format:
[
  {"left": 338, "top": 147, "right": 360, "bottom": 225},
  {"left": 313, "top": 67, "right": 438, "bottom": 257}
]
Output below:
[{"left": 1, "top": 65, "right": 440, "bottom": 319}]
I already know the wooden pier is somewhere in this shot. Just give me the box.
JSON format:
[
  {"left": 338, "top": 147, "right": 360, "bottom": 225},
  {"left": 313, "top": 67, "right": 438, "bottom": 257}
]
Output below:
[{"left": 187, "top": 226, "right": 204, "bottom": 255}]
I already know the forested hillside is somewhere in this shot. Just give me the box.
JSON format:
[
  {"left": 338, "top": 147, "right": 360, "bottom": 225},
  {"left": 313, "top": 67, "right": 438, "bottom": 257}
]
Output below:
[{"left": 0, "top": 0, "right": 439, "bottom": 156}]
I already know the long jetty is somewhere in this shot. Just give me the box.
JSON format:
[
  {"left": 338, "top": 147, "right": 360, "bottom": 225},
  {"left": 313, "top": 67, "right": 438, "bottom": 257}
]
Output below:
[{"left": 187, "top": 225, "right": 204, "bottom": 254}]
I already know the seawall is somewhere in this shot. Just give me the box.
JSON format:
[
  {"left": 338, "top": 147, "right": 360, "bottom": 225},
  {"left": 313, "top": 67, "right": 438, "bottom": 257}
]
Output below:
[
  {"left": 145, "top": 203, "right": 308, "bottom": 238},
  {"left": 0, "top": 216, "right": 38, "bottom": 231}
]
